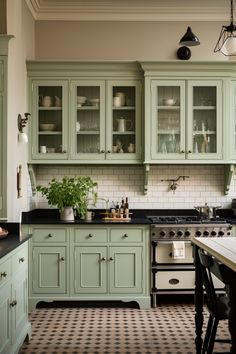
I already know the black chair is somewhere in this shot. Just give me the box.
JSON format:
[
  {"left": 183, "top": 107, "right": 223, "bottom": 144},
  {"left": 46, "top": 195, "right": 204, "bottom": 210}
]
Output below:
[{"left": 198, "top": 249, "right": 232, "bottom": 354}]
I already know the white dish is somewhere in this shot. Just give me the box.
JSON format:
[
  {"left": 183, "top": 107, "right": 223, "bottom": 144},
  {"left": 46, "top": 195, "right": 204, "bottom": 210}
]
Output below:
[
  {"left": 163, "top": 98, "right": 176, "bottom": 106},
  {"left": 39, "top": 123, "right": 56, "bottom": 131},
  {"left": 77, "top": 96, "right": 87, "bottom": 104},
  {"left": 89, "top": 98, "right": 100, "bottom": 106}
]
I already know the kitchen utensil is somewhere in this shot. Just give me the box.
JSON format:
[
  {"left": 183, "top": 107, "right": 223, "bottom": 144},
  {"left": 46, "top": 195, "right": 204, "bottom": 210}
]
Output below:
[
  {"left": 116, "top": 118, "right": 132, "bottom": 132},
  {"left": 194, "top": 203, "right": 221, "bottom": 218},
  {"left": 39, "top": 123, "right": 56, "bottom": 131},
  {"left": 39, "top": 95, "right": 53, "bottom": 107}
]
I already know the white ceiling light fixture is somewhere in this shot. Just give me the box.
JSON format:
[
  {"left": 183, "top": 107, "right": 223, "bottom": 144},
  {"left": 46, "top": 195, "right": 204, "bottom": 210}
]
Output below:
[{"left": 214, "top": 0, "right": 236, "bottom": 56}]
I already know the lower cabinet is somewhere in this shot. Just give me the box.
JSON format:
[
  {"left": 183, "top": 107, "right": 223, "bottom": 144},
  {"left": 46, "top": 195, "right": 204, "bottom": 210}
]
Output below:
[
  {"left": 0, "top": 242, "right": 31, "bottom": 354},
  {"left": 24, "top": 225, "right": 150, "bottom": 310}
]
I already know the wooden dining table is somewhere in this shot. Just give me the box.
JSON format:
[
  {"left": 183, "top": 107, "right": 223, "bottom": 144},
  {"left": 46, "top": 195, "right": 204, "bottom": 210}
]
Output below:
[{"left": 191, "top": 237, "right": 236, "bottom": 354}]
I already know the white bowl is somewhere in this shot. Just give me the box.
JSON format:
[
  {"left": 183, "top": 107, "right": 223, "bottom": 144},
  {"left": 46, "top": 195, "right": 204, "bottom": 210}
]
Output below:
[
  {"left": 163, "top": 98, "right": 176, "bottom": 106},
  {"left": 39, "top": 123, "right": 56, "bottom": 131},
  {"left": 90, "top": 98, "right": 100, "bottom": 106},
  {"left": 77, "top": 96, "right": 87, "bottom": 104}
]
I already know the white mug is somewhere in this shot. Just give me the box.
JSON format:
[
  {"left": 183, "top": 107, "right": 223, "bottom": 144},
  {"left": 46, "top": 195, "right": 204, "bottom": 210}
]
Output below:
[
  {"left": 115, "top": 92, "right": 125, "bottom": 106},
  {"left": 41, "top": 96, "right": 52, "bottom": 107},
  {"left": 113, "top": 96, "right": 122, "bottom": 107},
  {"left": 85, "top": 211, "right": 95, "bottom": 221},
  {"left": 39, "top": 145, "right": 47, "bottom": 153}
]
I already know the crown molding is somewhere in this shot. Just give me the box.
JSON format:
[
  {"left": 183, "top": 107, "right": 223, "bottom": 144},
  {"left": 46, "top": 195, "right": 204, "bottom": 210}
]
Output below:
[{"left": 25, "top": 0, "right": 229, "bottom": 22}]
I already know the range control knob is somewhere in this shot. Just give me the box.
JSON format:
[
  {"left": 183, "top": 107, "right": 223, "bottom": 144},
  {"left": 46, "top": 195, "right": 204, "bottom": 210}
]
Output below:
[
  {"left": 177, "top": 230, "right": 183, "bottom": 237},
  {"left": 160, "top": 230, "right": 166, "bottom": 237},
  {"left": 196, "top": 230, "right": 202, "bottom": 237},
  {"left": 169, "top": 230, "right": 175, "bottom": 237},
  {"left": 219, "top": 230, "right": 224, "bottom": 236},
  {"left": 211, "top": 230, "right": 217, "bottom": 236},
  {"left": 203, "top": 230, "right": 210, "bottom": 237},
  {"left": 185, "top": 230, "right": 191, "bottom": 237}
]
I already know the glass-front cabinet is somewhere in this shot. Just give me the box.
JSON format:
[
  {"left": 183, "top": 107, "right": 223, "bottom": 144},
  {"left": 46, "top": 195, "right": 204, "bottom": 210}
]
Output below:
[
  {"left": 70, "top": 79, "right": 142, "bottom": 162},
  {"left": 30, "top": 80, "right": 68, "bottom": 160},
  {"left": 151, "top": 79, "right": 222, "bottom": 161}
]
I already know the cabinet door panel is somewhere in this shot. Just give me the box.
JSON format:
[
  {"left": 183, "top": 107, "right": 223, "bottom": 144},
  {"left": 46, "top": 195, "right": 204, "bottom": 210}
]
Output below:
[
  {"left": 73, "top": 246, "right": 107, "bottom": 294},
  {"left": 32, "top": 246, "right": 67, "bottom": 294},
  {"left": 0, "top": 282, "right": 11, "bottom": 354},
  {"left": 11, "top": 269, "right": 28, "bottom": 344},
  {"left": 109, "top": 246, "right": 143, "bottom": 294}
]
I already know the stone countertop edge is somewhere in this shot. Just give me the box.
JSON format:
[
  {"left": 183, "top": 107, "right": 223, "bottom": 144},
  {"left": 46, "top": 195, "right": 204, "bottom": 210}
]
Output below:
[
  {"left": 0, "top": 233, "right": 32, "bottom": 260},
  {"left": 21, "top": 218, "right": 151, "bottom": 225}
]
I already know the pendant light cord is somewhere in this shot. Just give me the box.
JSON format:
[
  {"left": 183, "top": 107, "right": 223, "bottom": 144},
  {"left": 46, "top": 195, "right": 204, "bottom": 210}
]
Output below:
[{"left": 231, "top": 0, "right": 234, "bottom": 26}]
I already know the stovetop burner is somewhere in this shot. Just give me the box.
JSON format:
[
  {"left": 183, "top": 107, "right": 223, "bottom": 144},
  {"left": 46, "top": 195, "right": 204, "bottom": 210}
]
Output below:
[{"left": 147, "top": 215, "right": 227, "bottom": 224}]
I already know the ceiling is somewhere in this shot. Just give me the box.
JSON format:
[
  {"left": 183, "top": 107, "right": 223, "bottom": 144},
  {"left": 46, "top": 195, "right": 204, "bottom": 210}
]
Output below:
[{"left": 25, "top": 0, "right": 230, "bottom": 21}]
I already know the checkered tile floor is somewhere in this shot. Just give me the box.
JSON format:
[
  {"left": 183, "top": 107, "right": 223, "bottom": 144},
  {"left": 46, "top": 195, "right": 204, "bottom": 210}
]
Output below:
[{"left": 20, "top": 301, "right": 230, "bottom": 354}]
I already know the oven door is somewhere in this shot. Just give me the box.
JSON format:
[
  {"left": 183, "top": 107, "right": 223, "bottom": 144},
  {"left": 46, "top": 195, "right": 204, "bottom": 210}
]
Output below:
[{"left": 155, "top": 240, "right": 193, "bottom": 264}]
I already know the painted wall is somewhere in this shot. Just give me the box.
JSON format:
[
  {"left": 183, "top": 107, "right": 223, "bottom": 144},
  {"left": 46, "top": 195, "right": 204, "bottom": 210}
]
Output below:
[
  {"left": 6, "top": 0, "right": 34, "bottom": 220},
  {"left": 35, "top": 21, "right": 228, "bottom": 61}
]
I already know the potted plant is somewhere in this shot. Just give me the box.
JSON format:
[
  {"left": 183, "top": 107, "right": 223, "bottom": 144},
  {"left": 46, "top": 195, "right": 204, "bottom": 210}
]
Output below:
[{"left": 36, "top": 176, "right": 98, "bottom": 221}]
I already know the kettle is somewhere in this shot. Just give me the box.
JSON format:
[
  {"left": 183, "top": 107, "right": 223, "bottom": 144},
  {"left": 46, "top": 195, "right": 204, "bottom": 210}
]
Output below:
[{"left": 194, "top": 203, "right": 221, "bottom": 219}]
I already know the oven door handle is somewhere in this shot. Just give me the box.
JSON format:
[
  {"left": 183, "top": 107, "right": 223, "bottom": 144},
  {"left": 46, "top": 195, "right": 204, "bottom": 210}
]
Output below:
[{"left": 156, "top": 240, "right": 192, "bottom": 245}]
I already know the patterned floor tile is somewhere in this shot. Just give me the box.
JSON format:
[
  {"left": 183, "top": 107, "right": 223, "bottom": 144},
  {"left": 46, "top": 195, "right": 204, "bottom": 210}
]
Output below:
[{"left": 19, "top": 302, "right": 230, "bottom": 354}]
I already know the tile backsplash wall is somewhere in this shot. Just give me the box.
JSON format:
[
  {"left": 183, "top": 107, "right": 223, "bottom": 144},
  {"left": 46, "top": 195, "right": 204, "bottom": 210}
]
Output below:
[{"left": 29, "top": 164, "right": 236, "bottom": 211}]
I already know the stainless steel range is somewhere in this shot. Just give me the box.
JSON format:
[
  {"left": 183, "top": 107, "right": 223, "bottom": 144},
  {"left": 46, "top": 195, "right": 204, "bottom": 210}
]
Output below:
[{"left": 148, "top": 215, "right": 232, "bottom": 307}]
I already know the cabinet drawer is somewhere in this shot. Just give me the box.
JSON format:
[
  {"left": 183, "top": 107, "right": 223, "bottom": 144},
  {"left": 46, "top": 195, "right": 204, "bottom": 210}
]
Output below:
[
  {"left": 110, "top": 228, "right": 143, "bottom": 243},
  {"left": 33, "top": 228, "right": 67, "bottom": 243},
  {"left": 74, "top": 228, "right": 108, "bottom": 243},
  {"left": 12, "top": 245, "right": 28, "bottom": 274},
  {"left": 0, "top": 258, "right": 11, "bottom": 286},
  {"left": 156, "top": 270, "right": 195, "bottom": 290}
]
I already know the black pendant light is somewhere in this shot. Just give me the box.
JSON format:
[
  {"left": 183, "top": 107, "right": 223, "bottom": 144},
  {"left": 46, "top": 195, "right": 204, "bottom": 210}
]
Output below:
[
  {"left": 214, "top": 0, "right": 236, "bottom": 56},
  {"left": 179, "top": 27, "right": 200, "bottom": 47}
]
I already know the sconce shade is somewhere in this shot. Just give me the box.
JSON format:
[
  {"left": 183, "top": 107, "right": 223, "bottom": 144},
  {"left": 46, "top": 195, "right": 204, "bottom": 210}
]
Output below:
[
  {"left": 18, "top": 132, "right": 28, "bottom": 143},
  {"left": 179, "top": 26, "right": 200, "bottom": 46},
  {"left": 214, "top": 0, "right": 236, "bottom": 56}
]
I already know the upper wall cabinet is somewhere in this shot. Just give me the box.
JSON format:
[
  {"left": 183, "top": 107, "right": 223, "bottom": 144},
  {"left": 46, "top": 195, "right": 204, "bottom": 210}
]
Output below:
[
  {"left": 140, "top": 61, "right": 236, "bottom": 165},
  {"left": 27, "top": 61, "right": 143, "bottom": 164}
]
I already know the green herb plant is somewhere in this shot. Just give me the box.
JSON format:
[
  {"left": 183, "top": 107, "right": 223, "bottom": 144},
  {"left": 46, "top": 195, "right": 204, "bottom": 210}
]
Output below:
[{"left": 37, "top": 176, "right": 98, "bottom": 218}]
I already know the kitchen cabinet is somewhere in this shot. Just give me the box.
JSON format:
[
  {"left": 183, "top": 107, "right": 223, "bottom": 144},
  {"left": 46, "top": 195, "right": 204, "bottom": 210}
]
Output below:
[
  {"left": 0, "top": 242, "right": 31, "bottom": 354},
  {"left": 72, "top": 227, "right": 143, "bottom": 295},
  {"left": 0, "top": 55, "right": 7, "bottom": 218},
  {"left": 149, "top": 79, "right": 222, "bottom": 161},
  {"left": 27, "top": 61, "right": 143, "bottom": 164},
  {"left": 23, "top": 224, "right": 150, "bottom": 310}
]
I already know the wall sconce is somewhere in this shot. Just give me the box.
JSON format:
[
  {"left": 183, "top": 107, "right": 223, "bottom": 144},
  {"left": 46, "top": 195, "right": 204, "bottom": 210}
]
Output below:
[
  {"left": 18, "top": 113, "right": 30, "bottom": 143},
  {"left": 214, "top": 0, "right": 236, "bottom": 56},
  {"left": 177, "top": 26, "right": 200, "bottom": 60}
]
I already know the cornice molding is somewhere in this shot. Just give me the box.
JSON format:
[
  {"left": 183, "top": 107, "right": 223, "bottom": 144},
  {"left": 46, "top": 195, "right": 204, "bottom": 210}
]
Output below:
[{"left": 25, "top": 0, "right": 229, "bottom": 22}]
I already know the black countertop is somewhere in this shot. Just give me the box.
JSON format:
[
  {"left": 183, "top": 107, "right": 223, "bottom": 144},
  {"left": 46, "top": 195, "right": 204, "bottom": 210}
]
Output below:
[
  {"left": 0, "top": 222, "right": 32, "bottom": 259},
  {"left": 21, "top": 208, "right": 236, "bottom": 225}
]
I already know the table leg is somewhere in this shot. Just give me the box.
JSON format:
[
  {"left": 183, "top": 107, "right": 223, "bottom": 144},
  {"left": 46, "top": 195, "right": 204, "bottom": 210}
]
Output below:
[
  {"left": 228, "top": 281, "right": 236, "bottom": 353},
  {"left": 194, "top": 245, "right": 204, "bottom": 354}
]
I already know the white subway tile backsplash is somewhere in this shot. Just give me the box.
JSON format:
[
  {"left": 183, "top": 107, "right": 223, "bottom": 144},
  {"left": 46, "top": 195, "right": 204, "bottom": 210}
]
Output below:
[{"left": 28, "top": 164, "right": 236, "bottom": 210}]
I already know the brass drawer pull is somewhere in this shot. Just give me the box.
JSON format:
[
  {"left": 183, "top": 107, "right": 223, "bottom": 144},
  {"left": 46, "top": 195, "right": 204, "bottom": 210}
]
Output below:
[
  {"left": 19, "top": 257, "right": 25, "bottom": 263},
  {"left": 169, "top": 278, "right": 180, "bottom": 285},
  {"left": 123, "top": 234, "right": 128, "bottom": 238},
  {"left": 60, "top": 257, "right": 65, "bottom": 261},
  {"left": 88, "top": 233, "right": 93, "bottom": 238},
  {"left": 10, "top": 300, "right": 17, "bottom": 307},
  {"left": 48, "top": 233, "right": 53, "bottom": 238},
  {"left": 1, "top": 271, "right": 7, "bottom": 278},
  {"left": 109, "top": 257, "right": 114, "bottom": 261},
  {"left": 101, "top": 257, "right": 106, "bottom": 261}
]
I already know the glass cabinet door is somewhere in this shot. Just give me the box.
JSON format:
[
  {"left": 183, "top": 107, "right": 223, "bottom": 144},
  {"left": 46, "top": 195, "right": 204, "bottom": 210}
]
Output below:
[
  {"left": 188, "top": 81, "right": 222, "bottom": 160},
  {"left": 31, "top": 81, "right": 68, "bottom": 160},
  {"left": 106, "top": 80, "right": 142, "bottom": 161},
  {"left": 151, "top": 80, "right": 185, "bottom": 160},
  {"left": 70, "top": 80, "right": 105, "bottom": 160}
]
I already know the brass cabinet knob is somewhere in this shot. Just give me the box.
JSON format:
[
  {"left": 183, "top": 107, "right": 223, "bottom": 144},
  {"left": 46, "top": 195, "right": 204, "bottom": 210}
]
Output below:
[
  {"left": 123, "top": 234, "right": 128, "bottom": 238},
  {"left": 88, "top": 233, "right": 93, "bottom": 238},
  {"left": 62, "top": 150, "right": 67, "bottom": 153},
  {"left": 48, "top": 233, "right": 53, "bottom": 238},
  {"left": 10, "top": 300, "right": 17, "bottom": 307},
  {"left": 101, "top": 257, "right": 106, "bottom": 261},
  {"left": 181, "top": 150, "right": 185, "bottom": 153},
  {"left": 100, "top": 150, "right": 105, "bottom": 153},
  {"left": 19, "top": 257, "right": 25, "bottom": 263},
  {"left": 109, "top": 257, "right": 114, "bottom": 261},
  {"left": 188, "top": 150, "right": 192, "bottom": 153},
  {"left": 107, "top": 150, "right": 111, "bottom": 153},
  {"left": 60, "top": 257, "right": 65, "bottom": 261},
  {"left": 1, "top": 272, "right": 7, "bottom": 278}
]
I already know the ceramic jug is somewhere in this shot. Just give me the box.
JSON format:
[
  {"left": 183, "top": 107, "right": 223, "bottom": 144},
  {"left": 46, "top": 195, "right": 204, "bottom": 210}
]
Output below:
[
  {"left": 116, "top": 118, "right": 132, "bottom": 132},
  {"left": 39, "top": 95, "right": 52, "bottom": 107},
  {"left": 54, "top": 96, "right": 62, "bottom": 107}
]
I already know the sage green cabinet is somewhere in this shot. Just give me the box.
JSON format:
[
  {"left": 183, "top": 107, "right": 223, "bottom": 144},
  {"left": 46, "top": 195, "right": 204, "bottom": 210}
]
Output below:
[
  {"left": 27, "top": 61, "right": 143, "bottom": 164},
  {"left": 24, "top": 224, "right": 150, "bottom": 310},
  {"left": 0, "top": 242, "right": 31, "bottom": 354},
  {"left": 149, "top": 79, "right": 223, "bottom": 162},
  {"left": 0, "top": 56, "right": 7, "bottom": 218}
]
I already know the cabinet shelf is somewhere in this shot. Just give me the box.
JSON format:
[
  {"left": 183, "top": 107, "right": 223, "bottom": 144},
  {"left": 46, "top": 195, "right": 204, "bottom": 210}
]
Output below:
[
  {"left": 38, "top": 131, "right": 62, "bottom": 135},
  {"left": 193, "top": 106, "right": 216, "bottom": 110},
  {"left": 193, "top": 131, "right": 216, "bottom": 135},
  {"left": 112, "top": 106, "right": 135, "bottom": 110},
  {"left": 77, "top": 106, "right": 99, "bottom": 111},
  {"left": 157, "top": 106, "right": 180, "bottom": 110},
  {"left": 112, "top": 131, "right": 135, "bottom": 135},
  {"left": 38, "top": 107, "right": 62, "bottom": 110},
  {"left": 157, "top": 129, "right": 180, "bottom": 134},
  {"left": 77, "top": 131, "right": 100, "bottom": 135}
]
